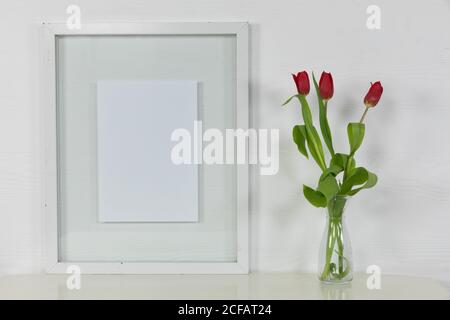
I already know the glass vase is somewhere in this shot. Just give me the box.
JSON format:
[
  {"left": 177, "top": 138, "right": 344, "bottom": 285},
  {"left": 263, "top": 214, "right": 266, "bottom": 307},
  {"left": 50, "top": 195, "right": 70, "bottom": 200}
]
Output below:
[{"left": 318, "top": 195, "right": 353, "bottom": 284}]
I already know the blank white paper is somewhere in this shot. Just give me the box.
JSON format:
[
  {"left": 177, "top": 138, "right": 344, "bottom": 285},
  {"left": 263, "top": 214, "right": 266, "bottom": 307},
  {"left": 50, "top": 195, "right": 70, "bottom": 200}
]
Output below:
[{"left": 96, "top": 80, "right": 198, "bottom": 222}]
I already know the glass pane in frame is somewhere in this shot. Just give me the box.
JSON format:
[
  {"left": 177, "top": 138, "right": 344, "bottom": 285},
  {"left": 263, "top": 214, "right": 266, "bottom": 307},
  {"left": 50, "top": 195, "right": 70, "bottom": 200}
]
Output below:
[{"left": 55, "top": 34, "right": 238, "bottom": 263}]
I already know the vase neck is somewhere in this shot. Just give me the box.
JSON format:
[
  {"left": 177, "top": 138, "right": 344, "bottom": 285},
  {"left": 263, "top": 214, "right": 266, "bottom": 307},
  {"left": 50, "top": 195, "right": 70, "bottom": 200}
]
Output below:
[{"left": 327, "top": 197, "right": 348, "bottom": 220}]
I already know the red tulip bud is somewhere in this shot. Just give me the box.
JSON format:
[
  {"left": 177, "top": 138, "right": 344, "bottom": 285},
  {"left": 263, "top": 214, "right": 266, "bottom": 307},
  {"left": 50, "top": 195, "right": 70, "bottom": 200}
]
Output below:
[
  {"left": 364, "top": 81, "right": 383, "bottom": 108},
  {"left": 292, "top": 71, "right": 310, "bottom": 95},
  {"left": 319, "top": 71, "right": 334, "bottom": 100}
]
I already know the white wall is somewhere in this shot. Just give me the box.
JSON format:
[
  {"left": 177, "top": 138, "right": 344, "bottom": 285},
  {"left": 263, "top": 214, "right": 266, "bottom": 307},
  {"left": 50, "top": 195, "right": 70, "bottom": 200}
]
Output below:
[{"left": 1, "top": 0, "right": 450, "bottom": 287}]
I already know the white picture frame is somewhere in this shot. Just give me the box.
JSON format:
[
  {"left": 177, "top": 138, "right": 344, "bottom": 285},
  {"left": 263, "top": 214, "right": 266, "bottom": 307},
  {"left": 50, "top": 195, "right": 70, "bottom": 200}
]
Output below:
[{"left": 41, "top": 22, "right": 249, "bottom": 274}]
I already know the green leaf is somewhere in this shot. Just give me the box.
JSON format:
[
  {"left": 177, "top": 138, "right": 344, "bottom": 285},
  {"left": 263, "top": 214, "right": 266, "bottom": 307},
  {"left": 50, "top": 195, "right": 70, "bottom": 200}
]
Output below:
[
  {"left": 282, "top": 94, "right": 298, "bottom": 106},
  {"left": 305, "top": 125, "right": 327, "bottom": 171},
  {"left": 313, "top": 73, "right": 334, "bottom": 156},
  {"left": 303, "top": 175, "right": 339, "bottom": 208},
  {"left": 339, "top": 167, "right": 369, "bottom": 195},
  {"left": 298, "top": 94, "right": 314, "bottom": 124},
  {"left": 317, "top": 175, "right": 339, "bottom": 202},
  {"left": 292, "top": 125, "right": 308, "bottom": 158},
  {"left": 297, "top": 95, "right": 326, "bottom": 171},
  {"left": 330, "top": 153, "right": 356, "bottom": 172},
  {"left": 303, "top": 185, "right": 327, "bottom": 208},
  {"left": 347, "top": 122, "right": 365, "bottom": 156},
  {"left": 347, "top": 171, "right": 378, "bottom": 196},
  {"left": 321, "top": 165, "right": 343, "bottom": 179}
]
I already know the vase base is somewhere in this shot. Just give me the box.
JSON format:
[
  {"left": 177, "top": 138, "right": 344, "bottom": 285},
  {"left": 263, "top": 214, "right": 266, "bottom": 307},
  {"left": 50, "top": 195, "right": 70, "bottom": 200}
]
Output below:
[{"left": 319, "top": 278, "right": 353, "bottom": 285}]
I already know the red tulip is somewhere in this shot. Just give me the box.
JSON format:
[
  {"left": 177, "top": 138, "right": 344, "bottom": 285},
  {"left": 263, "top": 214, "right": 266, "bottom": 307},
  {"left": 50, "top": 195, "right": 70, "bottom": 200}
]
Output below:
[
  {"left": 364, "top": 81, "right": 383, "bottom": 108},
  {"left": 319, "top": 71, "right": 334, "bottom": 100},
  {"left": 292, "top": 71, "right": 310, "bottom": 95}
]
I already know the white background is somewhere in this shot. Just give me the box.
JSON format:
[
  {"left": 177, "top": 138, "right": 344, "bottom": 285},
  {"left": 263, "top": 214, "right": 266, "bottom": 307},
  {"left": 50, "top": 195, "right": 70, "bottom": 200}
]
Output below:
[{"left": 0, "top": 0, "right": 449, "bottom": 288}]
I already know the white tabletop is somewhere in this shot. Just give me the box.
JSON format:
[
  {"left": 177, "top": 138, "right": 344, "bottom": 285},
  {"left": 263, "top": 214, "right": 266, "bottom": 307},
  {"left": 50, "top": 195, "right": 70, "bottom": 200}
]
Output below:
[{"left": 0, "top": 273, "right": 448, "bottom": 300}]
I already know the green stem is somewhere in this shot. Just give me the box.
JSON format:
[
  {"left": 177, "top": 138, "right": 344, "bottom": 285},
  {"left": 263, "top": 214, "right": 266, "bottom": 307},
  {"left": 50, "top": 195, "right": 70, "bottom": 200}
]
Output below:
[
  {"left": 336, "top": 223, "right": 344, "bottom": 274},
  {"left": 320, "top": 220, "right": 335, "bottom": 281},
  {"left": 320, "top": 197, "right": 348, "bottom": 282},
  {"left": 359, "top": 106, "right": 369, "bottom": 123}
]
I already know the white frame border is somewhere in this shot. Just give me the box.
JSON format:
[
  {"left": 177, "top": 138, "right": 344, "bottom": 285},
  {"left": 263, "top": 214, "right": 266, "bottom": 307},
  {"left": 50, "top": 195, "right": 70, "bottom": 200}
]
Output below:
[{"left": 41, "top": 22, "right": 249, "bottom": 274}]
